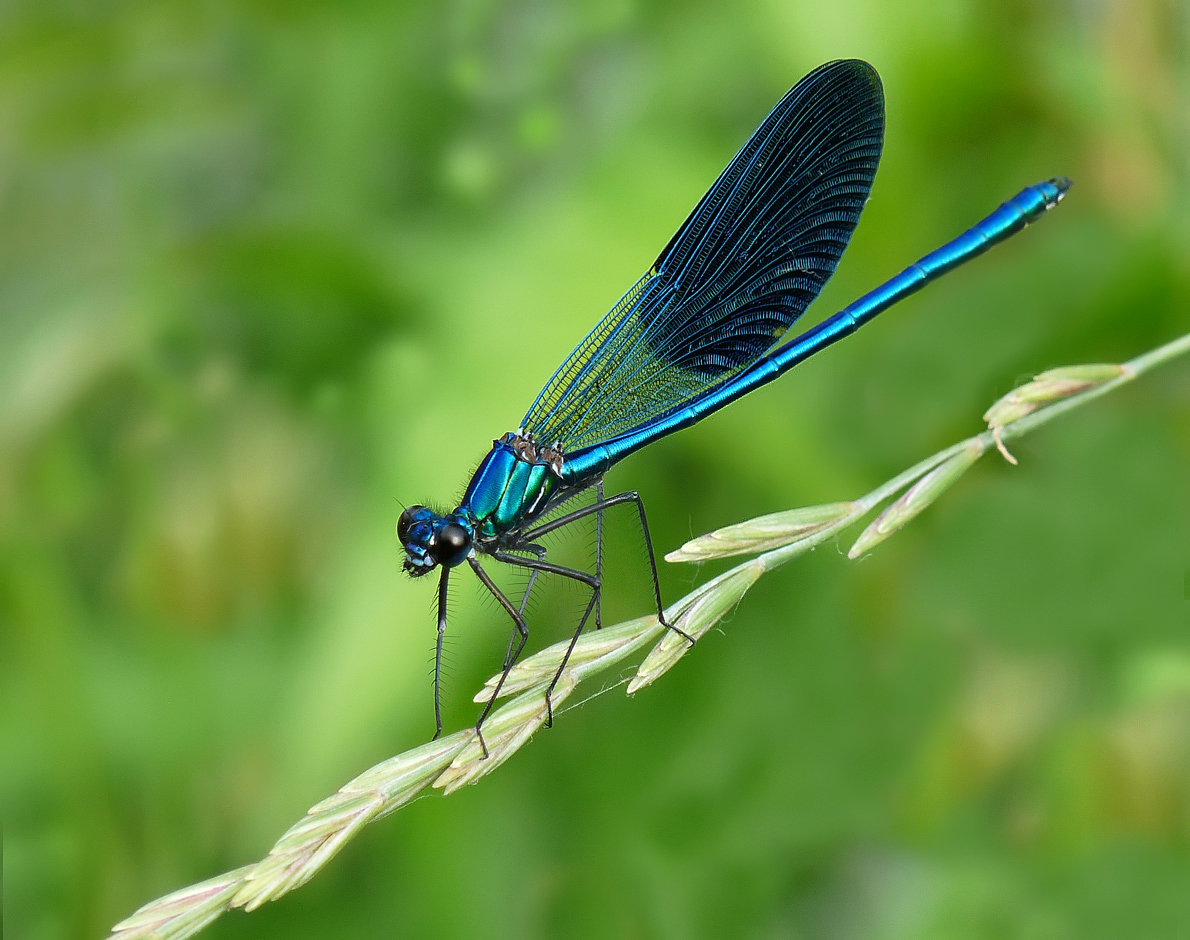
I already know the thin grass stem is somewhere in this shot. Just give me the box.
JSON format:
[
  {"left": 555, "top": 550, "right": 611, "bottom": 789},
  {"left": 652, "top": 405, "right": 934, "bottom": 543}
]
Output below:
[{"left": 109, "top": 331, "right": 1189, "bottom": 940}]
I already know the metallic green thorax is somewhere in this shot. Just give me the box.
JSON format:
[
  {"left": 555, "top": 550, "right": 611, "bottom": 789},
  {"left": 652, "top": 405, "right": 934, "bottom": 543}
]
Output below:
[{"left": 460, "top": 434, "right": 560, "bottom": 539}]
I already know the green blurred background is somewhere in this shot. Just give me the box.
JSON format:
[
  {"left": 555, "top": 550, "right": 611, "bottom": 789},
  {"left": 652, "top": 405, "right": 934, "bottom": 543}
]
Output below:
[{"left": 3, "top": 0, "right": 1189, "bottom": 937}]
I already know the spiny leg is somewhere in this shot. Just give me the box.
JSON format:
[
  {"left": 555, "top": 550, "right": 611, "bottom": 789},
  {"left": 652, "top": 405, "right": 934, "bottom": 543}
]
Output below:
[
  {"left": 595, "top": 480, "right": 604, "bottom": 630},
  {"left": 433, "top": 567, "right": 450, "bottom": 740},
  {"left": 502, "top": 543, "right": 546, "bottom": 683},
  {"left": 492, "top": 550, "right": 599, "bottom": 590},
  {"left": 521, "top": 489, "right": 693, "bottom": 645},
  {"left": 493, "top": 550, "right": 601, "bottom": 726},
  {"left": 468, "top": 556, "right": 529, "bottom": 758},
  {"left": 547, "top": 590, "right": 598, "bottom": 725},
  {"left": 516, "top": 544, "right": 547, "bottom": 619}
]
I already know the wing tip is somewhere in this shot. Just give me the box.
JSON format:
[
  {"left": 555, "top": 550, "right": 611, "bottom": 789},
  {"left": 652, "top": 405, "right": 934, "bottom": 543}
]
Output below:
[{"left": 826, "top": 58, "right": 884, "bottom": 110}]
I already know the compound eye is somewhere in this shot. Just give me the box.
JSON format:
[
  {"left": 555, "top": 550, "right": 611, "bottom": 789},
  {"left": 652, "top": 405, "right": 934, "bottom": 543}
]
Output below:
[
  {"left": 397, "top": 505, "right": 424, "bottom": 544},
  {"left": 435, "top": 522, "right": 471, "bottom": 567}
]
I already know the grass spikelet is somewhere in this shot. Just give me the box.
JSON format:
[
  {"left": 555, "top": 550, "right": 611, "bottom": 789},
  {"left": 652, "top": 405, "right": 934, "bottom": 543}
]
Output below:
[
  {"left": 984, "top": 364, "right": 1127, "bottom": 427},
  {"left": 435, "top": 677, "right": 577, "bottom": 793},
  {"left": 231, "top": 732, "right": 470, "bottom": 910},
  {"left": 630, "top": 558, "right": 765, "bottom": 692},
  {"left": 983, "top": 363, "right": 1128, "bottom": 462},
  {"left": 475, "top": 615, "right": 663, "bottom": 703},
  {"left": 665, "top": 501, "right": 861, "bottom": 562},
  {"left": 848, "top": 437, "right": 988, "bottom": 558},
  {"left": 109, "top": 867, "right": 256, "bottom": 940}
]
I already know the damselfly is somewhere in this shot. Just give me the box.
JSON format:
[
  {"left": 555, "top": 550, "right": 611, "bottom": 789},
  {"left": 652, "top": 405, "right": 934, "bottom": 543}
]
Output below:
[{"left": 397, "top": 59, "right": 1069, "bottom": 753}]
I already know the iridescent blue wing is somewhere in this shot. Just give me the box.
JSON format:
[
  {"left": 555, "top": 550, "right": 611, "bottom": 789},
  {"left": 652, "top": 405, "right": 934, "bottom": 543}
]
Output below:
[{"left": 522, "top": 59, "right": 884, "bottom": 452}]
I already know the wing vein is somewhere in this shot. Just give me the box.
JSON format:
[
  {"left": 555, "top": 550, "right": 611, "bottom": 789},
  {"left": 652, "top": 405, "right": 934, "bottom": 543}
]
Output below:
[{"left": 521, "top": 59, "right": 885, "bottom": 454}]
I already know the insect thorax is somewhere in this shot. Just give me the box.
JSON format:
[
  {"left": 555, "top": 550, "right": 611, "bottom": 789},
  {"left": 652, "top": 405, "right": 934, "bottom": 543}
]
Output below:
[{"left": 459, "top": 431, "right": 563, "bottom": 539}]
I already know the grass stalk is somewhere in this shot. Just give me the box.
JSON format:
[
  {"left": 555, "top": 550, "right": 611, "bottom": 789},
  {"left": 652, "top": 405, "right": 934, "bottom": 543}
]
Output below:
[{"left": 109, "top": 331, "right": 1189, "bottom": 940}]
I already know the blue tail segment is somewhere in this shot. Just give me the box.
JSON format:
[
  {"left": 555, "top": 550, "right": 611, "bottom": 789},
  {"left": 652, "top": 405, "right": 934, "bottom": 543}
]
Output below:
[
  {"left": 561, "top": 177, "right": 1071, "bottom": 482},
  {"left": 830, "top": 176, "right": 1070, "bottom": 333}
]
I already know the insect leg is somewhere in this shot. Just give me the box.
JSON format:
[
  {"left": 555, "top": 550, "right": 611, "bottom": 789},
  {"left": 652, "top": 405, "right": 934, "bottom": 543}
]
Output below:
[
  {"left": 516, "top": 543, "right": 547, "bottom": 619},
  {"left": 492, "top": 550, "right": 600, "bottom": 727},
  {"left": 492, "top": 551, "right": 599, "bottom": 589},
  {"left": 545, "top": 590, "right": 598, "bottom": 726},
  {"left": 595, "top": 480, "right": 604, "bottom": 630},
  {"left": 521, "top": 491, "right": 693, "bottom": 645},
  {"left": 502, "top": 542, "right": 546, "bottom": 678},
  {"left": 620, "top": 490, "right": 694, "bottom": 645},
  {"left": 468, "top": 556, "right": 529, "bottom": 759},
  {"left": 434, "top": 567, "right": 449, "bottom": 740}
]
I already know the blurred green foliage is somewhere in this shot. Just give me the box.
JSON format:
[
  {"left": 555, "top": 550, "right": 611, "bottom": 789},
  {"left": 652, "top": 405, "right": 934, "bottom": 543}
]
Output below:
[{"left": 2, "top": 0, "right": 1188, "bottom": 938}]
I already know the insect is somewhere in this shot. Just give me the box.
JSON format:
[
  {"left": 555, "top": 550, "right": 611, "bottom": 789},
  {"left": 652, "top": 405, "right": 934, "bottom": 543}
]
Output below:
[{"left": 397, "top": 59, "right": 1069, "bottom": 753}]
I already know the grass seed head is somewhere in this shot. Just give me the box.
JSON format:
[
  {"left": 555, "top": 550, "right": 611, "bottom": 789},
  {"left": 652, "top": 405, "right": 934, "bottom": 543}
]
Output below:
[
  {"left": 665, "top": 502, "right": 861, "bottom": 562},
  {"left": 984, "top": 364, "right": 1125, "bottom": 430},
  {"left": 849, "top": 438, "right": 987, "bottom": 558}
]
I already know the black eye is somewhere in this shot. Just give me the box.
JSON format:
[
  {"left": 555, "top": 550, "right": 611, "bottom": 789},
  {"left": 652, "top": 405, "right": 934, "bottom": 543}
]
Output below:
[
  {"left": 435, "top": 522, "right": 471, "bottom": 567},
  {"left": 397, "top": 506, "right": 422, "bottom": 544}
]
